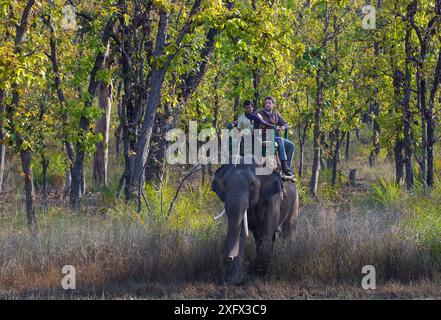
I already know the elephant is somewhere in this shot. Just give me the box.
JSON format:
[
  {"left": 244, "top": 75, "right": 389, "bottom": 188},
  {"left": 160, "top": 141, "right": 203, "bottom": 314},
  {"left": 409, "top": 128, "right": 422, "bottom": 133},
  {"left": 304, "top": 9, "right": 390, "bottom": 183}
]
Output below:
[{"left": 211, "top": 159, "right": 299, "bottom": 285}]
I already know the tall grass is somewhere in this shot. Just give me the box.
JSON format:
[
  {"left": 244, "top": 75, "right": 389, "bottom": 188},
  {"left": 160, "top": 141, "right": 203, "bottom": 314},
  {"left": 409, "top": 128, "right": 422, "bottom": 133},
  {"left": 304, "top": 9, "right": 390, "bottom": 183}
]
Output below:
[
  {"left": 366, "top": 176, "right": 441, "bottom": 267},
  {"left": 1, "top": 189, "right": 439, "bottom": 298},
  {"left": 271, "top": 205, "right": 439, "bottom": 285},
  {"left": 1, "top": 154, "right": 440, "bottom": 298}
]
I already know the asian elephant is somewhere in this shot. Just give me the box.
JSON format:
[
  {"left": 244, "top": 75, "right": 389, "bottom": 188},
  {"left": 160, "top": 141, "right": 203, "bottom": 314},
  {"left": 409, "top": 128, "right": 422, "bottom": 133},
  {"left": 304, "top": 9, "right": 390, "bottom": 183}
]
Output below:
[{"left": 211, "top": 160, "right": 299, "bottom": 285}]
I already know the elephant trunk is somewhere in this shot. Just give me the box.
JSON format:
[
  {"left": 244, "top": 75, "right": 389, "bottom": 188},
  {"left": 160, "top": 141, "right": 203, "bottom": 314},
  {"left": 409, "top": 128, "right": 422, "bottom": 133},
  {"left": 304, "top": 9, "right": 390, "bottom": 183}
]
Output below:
[{"left": 225, "top": 195, "right": 248, "bottom": 261}]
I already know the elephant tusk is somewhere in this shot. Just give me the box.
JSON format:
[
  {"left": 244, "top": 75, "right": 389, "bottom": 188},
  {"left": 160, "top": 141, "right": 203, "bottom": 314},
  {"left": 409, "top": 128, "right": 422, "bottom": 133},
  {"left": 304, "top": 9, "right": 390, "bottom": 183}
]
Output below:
[
  {"left": 214, "top": 209, "right": 226, "bottom": 220},
  {"left": 243, "top": 210, "right": 249, "bottom": 237}
]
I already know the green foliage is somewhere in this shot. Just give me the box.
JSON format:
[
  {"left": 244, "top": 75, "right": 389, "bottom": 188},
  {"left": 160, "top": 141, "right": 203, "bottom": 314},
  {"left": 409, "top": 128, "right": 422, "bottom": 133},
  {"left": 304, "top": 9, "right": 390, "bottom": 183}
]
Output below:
[
  {"left": 32, "top": 151, "right": 66, "bottom": 187},
  {"left": 1, "top": 0, "right": 441, "bottom": 257},
  {"left": 111, "top": 177, "right": 218, "bottom": 234},
  {"left": 369, "top": 177, "right": 404, "bottom": 208}
]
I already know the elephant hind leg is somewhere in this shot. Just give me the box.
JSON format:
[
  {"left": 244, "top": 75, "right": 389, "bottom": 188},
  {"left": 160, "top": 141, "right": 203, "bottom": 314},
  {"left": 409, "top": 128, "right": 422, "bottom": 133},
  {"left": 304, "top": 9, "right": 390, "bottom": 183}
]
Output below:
[
  {"left": 281, "top": 219, "right": 298, "bottom": 241},
  {"left": 281, "top": 188, "right": 300, "bottom": 241}
]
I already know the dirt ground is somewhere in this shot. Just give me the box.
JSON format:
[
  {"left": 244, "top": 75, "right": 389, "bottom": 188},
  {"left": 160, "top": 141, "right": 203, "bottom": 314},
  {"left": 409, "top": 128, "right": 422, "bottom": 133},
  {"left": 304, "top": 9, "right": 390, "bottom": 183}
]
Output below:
[{"left": 2, "top": 279, "right": 440, "bottom": 300}]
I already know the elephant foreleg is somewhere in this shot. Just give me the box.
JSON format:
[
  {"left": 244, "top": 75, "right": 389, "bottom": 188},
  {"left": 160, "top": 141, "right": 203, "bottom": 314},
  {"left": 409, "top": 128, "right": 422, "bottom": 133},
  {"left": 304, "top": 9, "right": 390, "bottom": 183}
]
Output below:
[{"left": 225, "top": 226, "right": 246, "bottom": 285}]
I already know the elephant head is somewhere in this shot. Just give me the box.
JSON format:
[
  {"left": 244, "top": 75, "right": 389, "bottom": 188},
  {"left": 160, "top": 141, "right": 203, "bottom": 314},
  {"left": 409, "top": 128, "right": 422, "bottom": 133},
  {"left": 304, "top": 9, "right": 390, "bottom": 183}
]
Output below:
[{"left": 211, "top": 161, "right": 283, "bottom": 271}]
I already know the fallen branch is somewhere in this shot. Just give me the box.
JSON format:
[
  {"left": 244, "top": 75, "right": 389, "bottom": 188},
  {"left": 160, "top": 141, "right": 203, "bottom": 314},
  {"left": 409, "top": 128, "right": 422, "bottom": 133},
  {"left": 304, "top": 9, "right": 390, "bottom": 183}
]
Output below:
[{"left": 167, "top": 164, "right": 203, "bottom": 219}]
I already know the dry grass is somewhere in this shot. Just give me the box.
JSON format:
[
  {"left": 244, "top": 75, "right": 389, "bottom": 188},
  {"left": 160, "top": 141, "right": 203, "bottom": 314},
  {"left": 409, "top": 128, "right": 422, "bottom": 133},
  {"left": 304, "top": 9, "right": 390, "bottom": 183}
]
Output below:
[
  {"left": 0, "top": 210, "right": 224, "bottom": 296},
  {"left": 271, "top": 204, "right": 439, "bottom": 284},
  {"left": 0, "top": 135, "right": 440, "bottom": 299},
  {"left": 4, "top": 280, "right": 440, "bottom": 300},
  {"left": 0, "top": 194, "right": 439, "bottom": 299}
]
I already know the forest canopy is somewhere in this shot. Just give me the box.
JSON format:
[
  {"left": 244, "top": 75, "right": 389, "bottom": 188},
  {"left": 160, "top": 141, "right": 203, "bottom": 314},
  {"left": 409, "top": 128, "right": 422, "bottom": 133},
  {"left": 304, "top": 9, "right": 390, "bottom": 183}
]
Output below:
[{"left": 0, "top": 0, "right": 440, "bottom": 230}]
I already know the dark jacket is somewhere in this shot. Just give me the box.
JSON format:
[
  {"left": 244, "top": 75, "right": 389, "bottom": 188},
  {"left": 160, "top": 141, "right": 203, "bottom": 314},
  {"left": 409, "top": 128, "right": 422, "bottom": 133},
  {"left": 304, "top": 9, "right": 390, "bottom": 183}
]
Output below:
[
  {"left": 256, "top": 109, "right": 288, "bottom": 138},
  {"left": 244, "top": 112, "right": 276, "bottom": 130}
]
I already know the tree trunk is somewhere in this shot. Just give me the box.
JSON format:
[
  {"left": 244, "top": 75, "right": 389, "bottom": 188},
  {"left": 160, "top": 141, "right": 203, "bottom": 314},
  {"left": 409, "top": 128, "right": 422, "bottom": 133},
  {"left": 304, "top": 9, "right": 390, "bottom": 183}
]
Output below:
[
  {"left": 21, "top": 149, "right": 37, "bottom": 232},
  {"left": 132, "top": 68, "right": 167, "bottom": 197},
  {"left": 427, "top": 48, "right": 441, "bottom": 188},
  {"left": 403, "top": 26, "right": 414, "bottom": 191},
  {"left": 133, "top": 9, "right": 225, "bottom": 194},
  {"left": 309, "top": 69, "right": 322, "bottom": 196},
  {"left": 253, "top": 57, "right": 260, "bottom": 108},
  {"left": 38, "top": 95, "right": 49, "bottom": 205},
  {"left": 233, "top": 78, "right": 240, "bottom": 121},
  {"left": 0, "top": 89, "right": 5, "bottom": 194},
  {"left": 9, "top": 0, "right": 37, "bottom": 230},
  {"left": 144, "top": 112, "right": 164, "bottom": 184},
  {"left": 0, "top": 143, "right": 5, "bottom": 194},
  {"left": 144, "top": 104, "right": 178, "bottom": 183},
  {"left": 393, "top": 70, "right": 404, "bottom": 184},
  {"left": 418, "top": 72, "right": 428, "bottom": 193},
  {"left": 70, "top": 18, "right": 115, "bottom": 209},
  {"left": 70, "top": 151, "right": 85, "bottom": 208},
  {"left": 298, "top": 88, "right": 309, "bottom": 177},
  {"left": 331, "top": 130, "right": 344, "bottom": 186},
  {"left": 45, "top": 15, "right": 75, "bottom": 198},
  {"left": 426, "top": 107, "right": 435, "bottom": 188},
  {"left": 113, "top": 82, "right": 123, "bottom": 157},
  {"left": 345, "top": 131, "right": 350, "bottom": 160},
  {"left": 119, "top": 8, "right": 137, "bottom": 201},
  {"left": 297, "top": 121, "right": 308, "bottom": 178},
  {"left": 93, "top": 81, "right": 113, "bottom": 188},
  {"left": 121, "top": 94, "right": 136, "bottom": 202},
  {"left": 130, "top": 1, "right": 234, "bottom": 206},
  {"left": 213, "top": 73, "right": 220, "bottom": 128},
  {"left": 298, "top": 142, "right": 304, "bottom": 178},
  {"left": 143, "top": 25, "right": 222, "bottom": 185},
  {"left": 131, "top": 9, "right": 170, "bottom": 204},
  {"left": 410, "top": 16, "right": 428, "bottom": 192},
  {"left": 324, "top": 134, "right": 333, "bottom": 169},
  {"left": 394, "top": 136, "right": 405, "bottom": 185},
  {"left": 369, "top": 101, "right": 381, "bottom": 167},
  {"left": 64, "top": 169, "right": 71, "bottom": 196},
  {"left": 369, "top": 0, "right": 382, "bottom": 167},
  {"left": 41, "top": 154, "right": 49, "bottom": 206}
]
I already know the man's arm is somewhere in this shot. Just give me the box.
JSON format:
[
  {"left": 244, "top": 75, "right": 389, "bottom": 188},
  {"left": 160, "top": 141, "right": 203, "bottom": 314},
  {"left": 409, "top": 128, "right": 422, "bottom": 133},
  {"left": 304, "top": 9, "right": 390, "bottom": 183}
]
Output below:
[
  {"left": 236, "top": 117, "right": 243, "bottom": 130},
  {"left": 245, "top": 112, "right": 276, "bottom": 129},
  {"left": 276, "top": 112, "right": 289, "bottom": 129}
]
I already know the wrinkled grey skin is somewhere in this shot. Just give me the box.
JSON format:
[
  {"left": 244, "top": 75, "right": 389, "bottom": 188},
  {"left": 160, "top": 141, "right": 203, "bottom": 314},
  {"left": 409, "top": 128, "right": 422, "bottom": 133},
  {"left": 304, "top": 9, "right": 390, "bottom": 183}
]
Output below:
[{"left": 212, "top": 160, "right": 299, "bottom": 285}]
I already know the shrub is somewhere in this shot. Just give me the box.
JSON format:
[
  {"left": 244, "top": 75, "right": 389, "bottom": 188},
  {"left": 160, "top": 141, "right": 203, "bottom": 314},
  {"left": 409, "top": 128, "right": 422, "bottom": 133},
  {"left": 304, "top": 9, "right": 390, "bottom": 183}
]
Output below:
[{"left": 369, "top": 177, "right": 403, "bottom": 208}]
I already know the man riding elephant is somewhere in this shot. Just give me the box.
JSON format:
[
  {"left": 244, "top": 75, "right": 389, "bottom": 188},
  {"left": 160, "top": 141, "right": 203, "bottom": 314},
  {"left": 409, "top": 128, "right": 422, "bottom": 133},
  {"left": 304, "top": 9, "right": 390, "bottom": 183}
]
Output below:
[
  {"left": 256, "top": 96, "right": 295, "bottom": 176},
  {"left": 237, "top": 100, "right": 276, "bottom": 133}
]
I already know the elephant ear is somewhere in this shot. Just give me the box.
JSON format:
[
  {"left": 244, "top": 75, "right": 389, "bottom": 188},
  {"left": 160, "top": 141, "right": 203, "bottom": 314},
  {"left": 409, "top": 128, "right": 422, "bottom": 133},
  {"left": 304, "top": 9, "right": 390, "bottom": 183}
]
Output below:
[
  {"left": 260, "top": 171, "right": 283, "bottom": 201},
  {"left": 211, "top": 165, "right": 228, "bottom": 202}
]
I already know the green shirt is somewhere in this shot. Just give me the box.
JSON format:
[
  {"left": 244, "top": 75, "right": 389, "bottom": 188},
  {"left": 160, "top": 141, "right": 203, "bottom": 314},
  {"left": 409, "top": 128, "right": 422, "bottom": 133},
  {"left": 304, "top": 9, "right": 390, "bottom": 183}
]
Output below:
[{"left": 237, "top": 114, "right": 252, "bottom": 131}]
